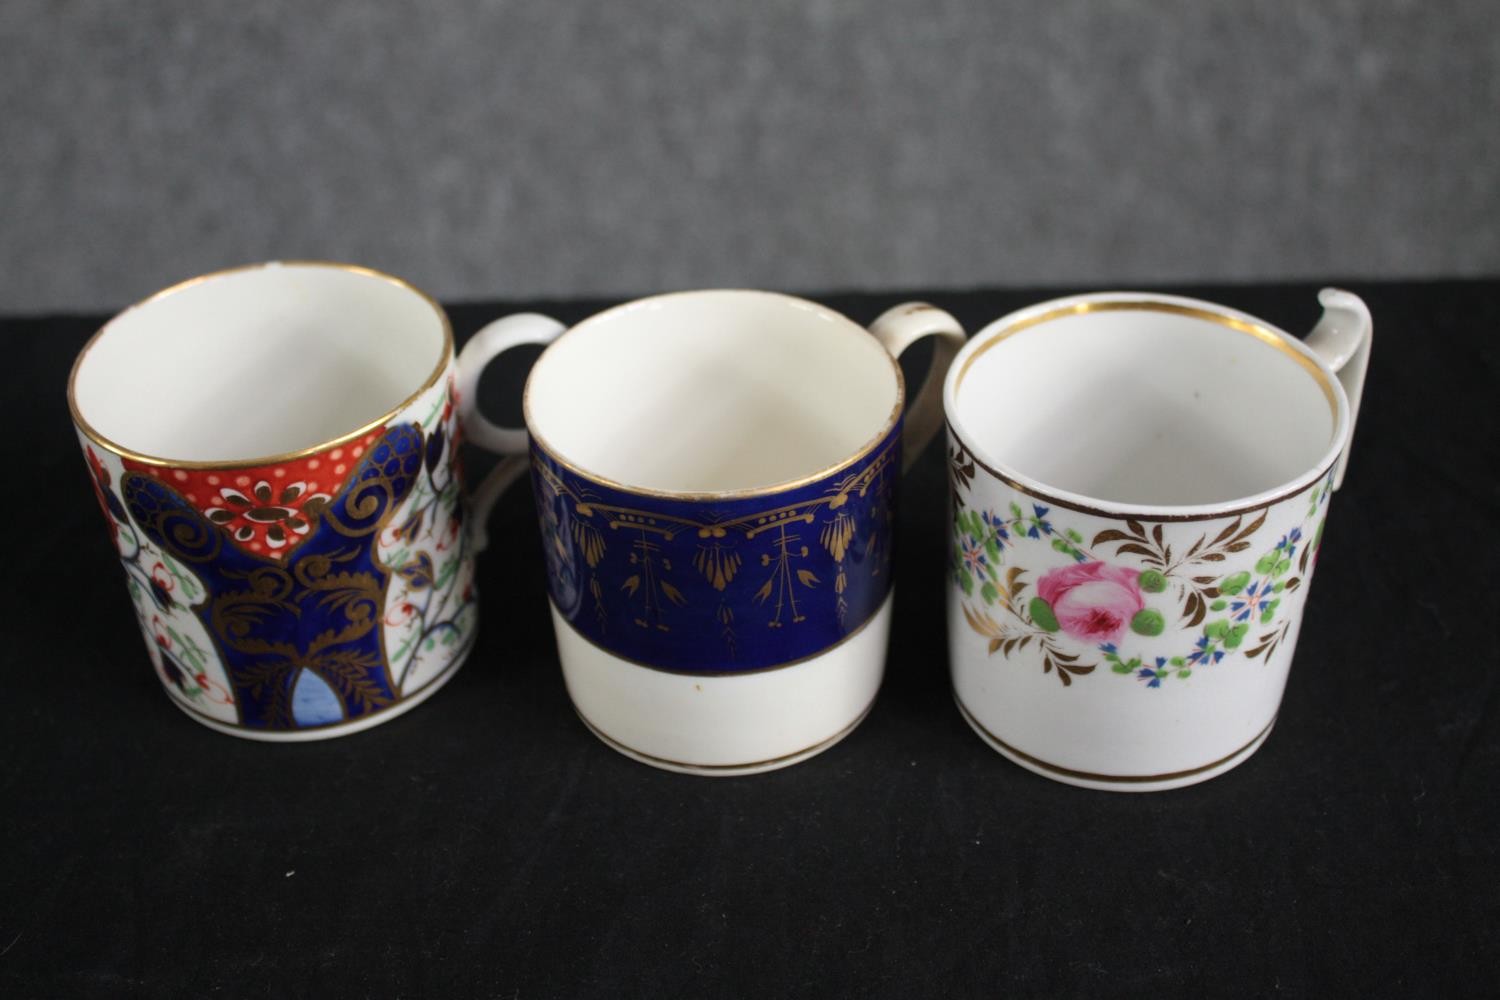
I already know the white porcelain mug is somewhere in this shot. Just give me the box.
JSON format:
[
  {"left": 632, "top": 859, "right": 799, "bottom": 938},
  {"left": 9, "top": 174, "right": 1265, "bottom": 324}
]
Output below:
[
  {"left": 944, "top": 289, "right": 1372, "bottom": 790},
  {"left": 462, "top": 291, "right": 966, "bottom": 774}
]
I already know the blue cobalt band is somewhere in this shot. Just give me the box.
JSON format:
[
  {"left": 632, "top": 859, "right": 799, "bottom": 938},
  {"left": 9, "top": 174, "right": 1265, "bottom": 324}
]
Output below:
[
  {"left": 531, "top": 423, "right": 901, "bottom": 674},
  {"left": 122, "top": 424, "right": 430, "bottom": 730}
]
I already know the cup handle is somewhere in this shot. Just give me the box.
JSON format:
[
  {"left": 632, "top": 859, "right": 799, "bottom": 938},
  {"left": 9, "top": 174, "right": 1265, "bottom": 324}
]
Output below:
[
  {"left": 1301, "top": 288, "right": 1372, "bottom": 491},
  {"left": 868, "top": 303, "right": 968, "bottom": 471},
  {"left": 454, "top": 313, "right": 567, "bottom": 551}
]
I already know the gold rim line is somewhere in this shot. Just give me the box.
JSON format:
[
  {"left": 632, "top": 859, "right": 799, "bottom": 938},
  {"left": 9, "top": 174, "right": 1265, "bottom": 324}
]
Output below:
[
  {"left": 532, "top": 435, "right": 898, "bottom": 536},
  {"left": 549, "top": 587, "right": 891, "bottom": 677},
  {"left": 67, "top": 260, "right": 455, "bottom": 470},
  {"left": 947, "top": 297, "right": 1344, "bottom": 522},
  {"left": 954, "top": 695, "right": 1277, "bottom": 784},
  {"left": 954, "top": 298, "right": 1340, "bottom": 415},
  {"left": 947, "top": 416, "right": 1331, "bottom": 523},
  {"left": 519, "top": 289, "right": 909, "bottom": 501},
  {"left": 574, "top": 696, "right": 877, "bottom": 773}
]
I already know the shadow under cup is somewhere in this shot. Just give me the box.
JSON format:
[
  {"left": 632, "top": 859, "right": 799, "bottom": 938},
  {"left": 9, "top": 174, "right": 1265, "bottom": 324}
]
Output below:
[
  {"left": 945, "top": 294, "right": 1362, "bottom": 791},
  {"left": 523, "top": 291, "right": 907, "bottom": 774}
]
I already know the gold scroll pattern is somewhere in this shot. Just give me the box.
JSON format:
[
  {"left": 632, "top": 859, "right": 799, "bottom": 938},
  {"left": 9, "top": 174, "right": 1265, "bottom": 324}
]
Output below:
[{"left": 532, "top": 439, "right": 897, "bottom": 645}]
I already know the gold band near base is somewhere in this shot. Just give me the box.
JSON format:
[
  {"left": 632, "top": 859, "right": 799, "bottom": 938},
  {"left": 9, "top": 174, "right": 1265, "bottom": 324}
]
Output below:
[
  {"left": 574, "top": 696, "right": 877, "bottom": 774},
  {"left": 954, "top": 694, "right": 1277, "bottom": 785}
]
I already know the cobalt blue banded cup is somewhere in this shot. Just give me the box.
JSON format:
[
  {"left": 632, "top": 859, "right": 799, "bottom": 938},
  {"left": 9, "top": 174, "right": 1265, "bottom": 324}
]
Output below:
[{"left": 459, "top": 291, "right": 965, "bottom": 774}]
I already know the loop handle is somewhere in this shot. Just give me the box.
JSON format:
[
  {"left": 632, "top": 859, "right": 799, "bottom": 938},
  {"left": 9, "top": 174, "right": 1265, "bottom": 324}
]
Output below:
[
  {"left": 455, "top": 313, "right": 566, "bottom": 550},
  {"left": 868, "top": 303, "right": 967, "bottom": 471}
]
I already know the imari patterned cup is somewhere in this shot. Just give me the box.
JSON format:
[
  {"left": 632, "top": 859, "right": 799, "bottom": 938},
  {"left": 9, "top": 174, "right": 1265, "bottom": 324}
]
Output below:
[
  {"left": 68, "top": 262, "right": 536, "bottom": 740},
  {"left": 467, "top": 291, "right": 965, "bottom": 774},
  {"left": 945, "top": 289, "right": 1372, "bottom": 791}
]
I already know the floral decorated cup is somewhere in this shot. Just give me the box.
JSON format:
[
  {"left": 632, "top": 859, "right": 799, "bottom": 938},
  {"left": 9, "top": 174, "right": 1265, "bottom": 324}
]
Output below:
[
  {"left": 467, "top": 291, "right": 966, "bottom": 774},
  {"left": 945, "top": 289, "right": 1372, "bottom": 790},
  {"left": 69, "top": 262, "right": 536, "bottom": 740}
]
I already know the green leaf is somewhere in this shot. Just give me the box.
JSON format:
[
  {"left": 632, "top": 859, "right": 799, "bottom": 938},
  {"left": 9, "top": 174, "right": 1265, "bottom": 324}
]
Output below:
[
  {"left": 1028, "top": 597, "right": 1060, "bottom": 632},
  {"left": 1130, "top": 608, "right": 1165, "bottom": 637},
  {"left": 980, "top": 582, "right": 999, "bottom": 604},
  {"left": 1224, "top": 623, "right": 1250, "bottom": 649},
  {"left": 1259, "top": 599, "right": 1281, "bottom": 624},
  {"left": 958, "top": 568, "right": 974, "bottom": 596},
  {"left": 1209, "top": 599, "right": 1228, "bottom": 611},
  {"left": 1169, "top": 656, "right": 1186, "bottom": 667},
  {"left": 984, "top": 540, "right": 1000, "bottom": 562},
  {"left": 1274, "top": 558, "right": 1292, "bottom": 577},
  {"left": 1138, "top": 569, "right": 1167, "bottom": 593},
  {"left": 1273, "top": 581, "right": 1285, "bottom": 593},
  {"left": 1066, "top": 528, "right": 1083, "bottom": 543},
  {"left": 1051, "top": 539, "right": 1067, "bottom": 553},
  {"left": 1220, "top": 571, "right": 1251, "bottom": 596},
  {"left": 1112, "top": 663, "right": 1132, "bottom": 674},
  {"left": 1010, "top": 502, "right": 1023, "bottom": 519},
  {"left": 1177, "top": 669, "right": 1192, "bottom": 679},
  {"left": 1205, "top": 620, "right": 1229, "bottom": 640},
  {"left": 1255, "top": 554, "right": 1278, "bottom": 575}
]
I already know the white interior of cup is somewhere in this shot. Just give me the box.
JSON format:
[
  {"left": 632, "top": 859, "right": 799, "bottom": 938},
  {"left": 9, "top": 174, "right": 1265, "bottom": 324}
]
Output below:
[
  {"left": 525, "top": 291, "right": 900, "bottom": 493},
  {"left": 70, "top": 262, "right": 448, "bottom": 463},
  {"left": 950, "top": 299, "right": 1342, "bottom": 507}
]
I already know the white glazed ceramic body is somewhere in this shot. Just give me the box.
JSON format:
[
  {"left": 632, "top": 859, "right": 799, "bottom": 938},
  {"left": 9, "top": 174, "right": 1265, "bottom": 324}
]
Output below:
[
  {"left": 944, "top": 290, "right": 1372, "bottom": 790},
  {"left": 553, "top": 593, "right": 894, "bottom": 775},
  {"left": 471, "top": 290, "right": 965, "bottom": 774},
  {"left": 69, "top": 262, "right": 530, "bottom": 740}
]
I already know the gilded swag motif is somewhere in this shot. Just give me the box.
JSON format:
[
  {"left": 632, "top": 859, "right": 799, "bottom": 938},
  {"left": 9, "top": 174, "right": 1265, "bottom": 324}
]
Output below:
[{"left": 532, "top": 428, "right": 901, "bottom": 673}]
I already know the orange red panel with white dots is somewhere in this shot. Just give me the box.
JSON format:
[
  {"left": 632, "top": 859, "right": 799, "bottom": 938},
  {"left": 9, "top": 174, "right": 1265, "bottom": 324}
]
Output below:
[{"left": 122, "top": 430, "right": 382, "bottom": 559}]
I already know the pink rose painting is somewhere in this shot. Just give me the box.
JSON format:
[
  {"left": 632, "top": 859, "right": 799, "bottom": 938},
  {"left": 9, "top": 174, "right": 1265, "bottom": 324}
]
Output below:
[{"left": 1036, "top": 562, "right": 1145, "bottom": 643}]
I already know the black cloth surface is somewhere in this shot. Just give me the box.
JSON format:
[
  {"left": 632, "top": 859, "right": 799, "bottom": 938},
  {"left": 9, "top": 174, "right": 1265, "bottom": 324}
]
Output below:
[{"left": 1, "top": 281, "right": 1496, "bottom": 997}]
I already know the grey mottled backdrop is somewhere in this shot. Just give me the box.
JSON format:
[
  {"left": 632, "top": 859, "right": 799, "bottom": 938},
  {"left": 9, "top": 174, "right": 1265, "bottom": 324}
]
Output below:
[{"left": 2, "top": 0, "right": 1497, "bottom": 313}]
